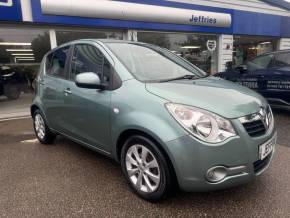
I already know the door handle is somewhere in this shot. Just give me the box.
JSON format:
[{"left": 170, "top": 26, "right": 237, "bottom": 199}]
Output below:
[{"left": 64, "top": 89, "right": 72, "bottom": 95}]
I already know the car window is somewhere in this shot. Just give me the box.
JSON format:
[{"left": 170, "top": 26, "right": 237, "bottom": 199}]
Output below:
[
  {"left": 274, "top": 52, "right": 290, "bottom": 67},
  {"left": 106, "top": 43, "right": 206, "bottom": 82},
  {"left": 71, "top": 44, "right": 111, "bottom": 84},
  {"left": 46, "top": 46, "right": 70, "bottom": 79},
  {"left": 247, "top": 54, "right": 273, "bottom": 71}
]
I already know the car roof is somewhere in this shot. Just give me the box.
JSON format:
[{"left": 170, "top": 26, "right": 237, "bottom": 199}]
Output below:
[
  {"left": 43, "top": 39, "right": 150, "bottom": 59},
  {"left": 49, "top": 39, "right": 148, "bottom": 52},
  {"left": 68, "top": 38, "right": 147, "bottom": 45}
]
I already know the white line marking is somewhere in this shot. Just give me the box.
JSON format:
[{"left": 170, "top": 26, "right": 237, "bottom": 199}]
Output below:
[
  {"left": 0, "top": 116, "right": 31, "bottom": 122},
  {"left": 21, "top": 138, "right": 38, "bottom": 143}
]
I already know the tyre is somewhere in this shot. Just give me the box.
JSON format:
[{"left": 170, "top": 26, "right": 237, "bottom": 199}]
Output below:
[
  {"left": 4, "top": 84, "right": 20, "bottom": 100},
  {"left": 33, "top": 109, "right": 56, "bottom": 144},
  {"left": 121, "top": 135, "right": 174, "bottom": 201}
]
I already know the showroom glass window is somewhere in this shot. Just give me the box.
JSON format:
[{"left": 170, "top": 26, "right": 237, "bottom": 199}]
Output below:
[
  {"left": 71, "top": 44, "right": 111, "bottom": 84},
  {"left": 56, "top": 29, "right": 123, "bottom": 46},
  {"left": 137, "top": 32, "right": 218, "bottom": 74},
  {"left": 273, "top": 52, "right": 290, "bottom": 67},
  {"left": 0, "top": 27, "right": 50, "bottom": 118},
  {"left": 233, "top": 36, "right": 278, "bottom": 67}
]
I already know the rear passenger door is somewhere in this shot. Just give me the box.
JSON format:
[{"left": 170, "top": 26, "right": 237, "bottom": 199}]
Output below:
[
  {"left": 42, "top": 46, "right": 71, "bottom": 131},
  {"left": 62, "top": 43, "right": 113, "bottom": 152}
]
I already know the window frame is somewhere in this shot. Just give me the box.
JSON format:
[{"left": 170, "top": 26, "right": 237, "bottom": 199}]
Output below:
[
  {"left": 45, "top": 44, "right": 72, "bottom": 80},
  {"left": 69, "top": 43, "right": 105, "bottom": 82},
  {"left": 68, "top": 42, "right": 121, "bottom": 90}
]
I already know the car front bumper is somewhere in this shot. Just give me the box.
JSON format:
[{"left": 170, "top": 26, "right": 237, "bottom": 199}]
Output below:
[{"left": 165, "top": 119, "right": 276, "bottom": 192}]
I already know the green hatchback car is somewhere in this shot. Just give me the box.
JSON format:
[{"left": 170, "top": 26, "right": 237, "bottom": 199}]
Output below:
[{"left": 31, "top": 39, "right": 276, "bottom": 201}]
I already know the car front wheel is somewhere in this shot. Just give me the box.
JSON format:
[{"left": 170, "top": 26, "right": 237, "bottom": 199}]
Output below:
[{"left": 121, "top": 135, "right": 173, "bottom": 201}]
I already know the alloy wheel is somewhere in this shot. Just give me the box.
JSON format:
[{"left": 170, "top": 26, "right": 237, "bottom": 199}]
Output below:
[
  {"left": 34, "top": 114, "right": 45, "bottom": 140},
  {"left": 125, "top": 144, "right": 161, "bottom": 193}
]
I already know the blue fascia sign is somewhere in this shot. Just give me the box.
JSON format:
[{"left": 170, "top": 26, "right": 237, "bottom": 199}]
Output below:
[
  {"left": 0, "top": 0, "right": 22, "bottom": 22},
  {"left": 31, "top": 0, "right": 233, "bottom": 34}
]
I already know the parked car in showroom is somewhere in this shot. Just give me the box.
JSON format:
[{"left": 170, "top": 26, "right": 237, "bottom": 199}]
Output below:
[
  {"left": 31, "top": 39, "right": 276, "bottom": 201},
  {"left": 216, "top": 50, "right": 290, "bottom": 110},
  {"left": 0, "top": 65, "right": 22, "bottom": 99},
  {"left": 0, "top": 65, "right": 35, "bottom": 100}
]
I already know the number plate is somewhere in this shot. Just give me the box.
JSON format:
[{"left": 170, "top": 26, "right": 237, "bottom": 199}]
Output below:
[{"left": 259, "top": 135, "right": 276, "bottom": 160}]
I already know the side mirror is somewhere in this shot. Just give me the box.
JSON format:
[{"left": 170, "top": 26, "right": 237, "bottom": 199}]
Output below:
[
  {"left": 235, "top": 65, "right": 247, "bottom": 74},
  {"left": 75, "top": 72, "right": 106, "bottom": 89},
  {"left": 225, "top": 61, "right": 234, "bottom": 72}
]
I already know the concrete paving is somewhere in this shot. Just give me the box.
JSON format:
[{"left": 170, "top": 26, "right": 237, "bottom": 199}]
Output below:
[
  {"left": 0, "top": 110, "right": 289, "bottom": 218},
  {"left": 0, "top": 93, "right": 32, "bottom": 120}
]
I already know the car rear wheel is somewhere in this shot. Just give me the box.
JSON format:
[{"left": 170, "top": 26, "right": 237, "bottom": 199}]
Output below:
[
  {"left": 33, "top": 110, "right": 56, "bottom": 144},
  {"left": 121, "top": 135, "right": 173, "bottom": 201}
]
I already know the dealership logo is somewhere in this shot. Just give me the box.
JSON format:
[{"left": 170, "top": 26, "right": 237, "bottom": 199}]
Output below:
[
  {"left": 0, "top": 0, "right": 13, "bottom": 7},
  {"left": 207, "top": 40, "right": 217, "bottom": 51},
  {"left": 189, "top": 15, "right": 217, "bottom": 25}
]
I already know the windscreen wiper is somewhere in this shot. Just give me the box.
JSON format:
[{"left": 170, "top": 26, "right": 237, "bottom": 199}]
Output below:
[{"left": 159, "top": 74, "right": 197, "bottom": 83}]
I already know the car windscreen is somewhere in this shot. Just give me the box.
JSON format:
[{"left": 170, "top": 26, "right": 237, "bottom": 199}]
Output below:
[
  {"left": 106, "top": 42, "right": 207, "bottom": 82},
  {"left": 246, "top": 54, "right": 274, "bottom": 71}
]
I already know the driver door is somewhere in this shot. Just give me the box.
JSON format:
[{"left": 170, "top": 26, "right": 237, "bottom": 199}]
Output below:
[{"left": 62, "top": 43, "right": 113, "bottom": 152}]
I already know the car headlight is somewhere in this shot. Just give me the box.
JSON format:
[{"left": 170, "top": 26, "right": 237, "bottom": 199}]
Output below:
[{"left": 165, "top": 103, "right": 236, "bottom": 143}]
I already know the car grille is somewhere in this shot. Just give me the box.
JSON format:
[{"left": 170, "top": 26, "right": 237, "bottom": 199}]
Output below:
[
  {"left": 239, "top": 105, "right": 273, "bottom": 138},
  {"left": 242, "top": 120, "right": 266, "bottom": 137},
  {"left": 253, "top": 152, "right": 272, "bottom": 174}
]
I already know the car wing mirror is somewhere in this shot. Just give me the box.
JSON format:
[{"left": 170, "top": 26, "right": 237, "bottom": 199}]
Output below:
[
  {"left": 225, "top": 61, "right": 234, "bottom": 72},
  {"left": 75, "top": 72, "right": 106, "bottom": 89},
  {"left": 235, "top": 65, "right": 247, "bottom": 74}
]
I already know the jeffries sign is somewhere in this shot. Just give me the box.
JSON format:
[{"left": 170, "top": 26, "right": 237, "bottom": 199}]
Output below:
[{"left": 40, "top": 0, "right": 232, "bottom": 28}]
